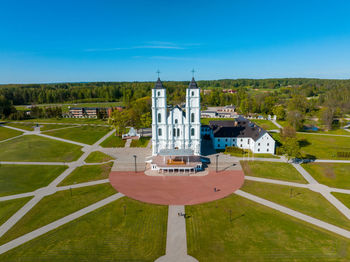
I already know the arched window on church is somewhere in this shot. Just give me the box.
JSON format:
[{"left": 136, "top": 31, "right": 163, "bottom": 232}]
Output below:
[
  {"left": 158, "top": 128, "right": 162, "bottom": 136},
  {"left": 191, "top": 128, "right": 195, "bottom": 136},
  {"left": 173, "top": 128, "right": 176, "bottom": 137},
  {"left": 191, "top": 113, "right": 195, "bottom": 123},
  {"left": 177, "top": 128, "right": 180, "bottom": 137},
  {"left": 158, "top": 113, "right": 161, "bottom": 123},
  {"left": 175, "top": 119, "right": 178, "bottom": 124},
  {"left": 191, "top": 91, "right": 194, "bottom": 96},
  {"left": 157, "top": 91, "right": 160, "bottom": 96}
]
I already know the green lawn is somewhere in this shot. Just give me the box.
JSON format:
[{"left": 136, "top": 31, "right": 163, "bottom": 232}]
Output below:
[
  {"left": 0, "top": 165, "right": 67, "bottom": 196},
  {"left": 0, "top": 135, "right": 83, "bottom": 162},
  {"left": 0, "top": 197, "right": 32, "bottom": 226},
  {"left": 302, "top": 163, "right": 350, "bottom": 189},
  {"left": 242, "top": 180, "right": 350, "bottom": 231},
  {"left": 300, "top": 129, "right": 350, "bottom": 136},
  {"left": 5, "top": 122, "right": 34, "bottom": 131},
  {"left": 332, "top": 192, "right": 350, "bottom": 210},
  {"left": 44, "top": 125, "right": 110, "bottom": 145},
  {"left": 241, "top": 161, "right": 307, "bottom": 183},
  {"left": 85, "top": 151, "right": 114, "bottom": 163},
  {"left": 100, "top": 134, "right": 126, "bottom": 147},
  {"left": 200, "top": 117, "right": 235, "bottom": 125},
  {"left": 0, "top": 183, "right": 117, "bottom": 245},
  {"left": 297, "top": 133, "right": 350, "bottom": 159},
  {"left": 0, "top": 197, "right": 167, "bottom": 262},
  {"left": 40, "top": 124, "right": 75, "bottom": 131},
  {"left": 19, "top": 118, "right": 107, "bottom": 124},
  {"left": 0, "top": 126, "right": 23, "bottom": 141},
  {"left": 186, "top": 193, "right": 350, "bottom": 261},
  {"left": 130, "top": 137, "right": 151, "bottom": 147},
  {"left": 59, "top": 163, "right": 113, "bottom": 186},
  {"left": 250, "top": 119, "right": 279, "bottom": 130}
]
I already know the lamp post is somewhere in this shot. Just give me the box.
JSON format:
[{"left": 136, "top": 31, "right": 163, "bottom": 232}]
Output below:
[
  {"left": 216, "top": 154, "right": 219, "bottom": 173},
  {"left": 133, "top": 155, "right": 137, "bottom": 173}
]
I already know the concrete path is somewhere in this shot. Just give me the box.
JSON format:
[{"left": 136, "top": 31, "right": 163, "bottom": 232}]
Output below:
[
  {"left": 57, "top": 179, "right": 109, "bottom": 191},
  {"left": 155, "top": 205, "right": 198, "bottom": 262},
  {"left": 0, "top": 193, "right": 124, "bottom": 255},
  {"left": 0, "top": 125, "right": 28, "bottom": 133},
  {"left": 245, "top": 176, "right": 309, "bottom": 188},
  {"left": 271, "top": 120, "right": 282, "bottom": 129},
  {"left": 0, "top": 134, "right": 24, "bottom": 144},
  {"left": 291, "top": 163, "right": 318, "bottom": 184},
  {"left": 125, "top": 138, "right": 132, "bottom": 148},
  {"left": 0, "top": 192, "right": 36, "bottom": 202},
  {"left": 236, "top": 190, "right": 350, "bottom": 239},
  {"left": 37, "top": 133, "right": 88, "bottom": 147}
]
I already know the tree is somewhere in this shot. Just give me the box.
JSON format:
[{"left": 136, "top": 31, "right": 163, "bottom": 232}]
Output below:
[
  {"left": 319, "top": 107, "right": 334, "bottom": 130},
  {"left": 108, "top": 110, "right": 129, "bottom": 136},
  {"left": 287, "top": 110, "right": 304, "bottom": 131},
  {"left": 282, "top": 137, "right": 301, "bottom": 162},
  {"left": 140, "top": 112, "right": 152, "bottom": 136},
  {"left": 272, "top": 105, "right": 286, "bottom": 120},
  {"left": 280, "top": 125, "right": 296, "bottom": 140}
]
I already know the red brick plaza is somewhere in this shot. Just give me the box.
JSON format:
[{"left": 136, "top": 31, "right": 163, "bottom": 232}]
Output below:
[{"left": 109, "top": 170, "right": 245, "bottom": 205}]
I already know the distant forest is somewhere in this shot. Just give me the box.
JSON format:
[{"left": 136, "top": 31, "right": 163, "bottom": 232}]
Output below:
[{"left": 1, "top": 78, "right": 350, "bottom": 121}]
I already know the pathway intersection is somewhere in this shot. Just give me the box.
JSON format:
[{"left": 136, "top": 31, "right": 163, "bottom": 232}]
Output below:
[{"left": 0, "top": 122, "right": 350, "bottom": 260}]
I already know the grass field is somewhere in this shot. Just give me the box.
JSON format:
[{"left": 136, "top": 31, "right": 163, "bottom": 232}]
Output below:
[
  {"left": 130, "top": 137, "right": 151, "bottom": 147},
  {"left": 0, "top": 135, "right": 83, "bottom": 162},
  {"left": 19, "top": 118, "right": 107, "bottom": 125},
  {"left": 200, "top": 118, "right": 235, "bottom": 125},
  {"left": 59, "top": 163, "right": 113, "bottom": 186},
  {"left": 85, "top": 151, "right": 114, "bottom": 163},
  {"left": 332, "top": 192, "right": 350, "bottom": 210},
  {"left": 186, "top": 193, "right": 350, "bottom": 261},
  {"left": 242, "top": 180, "right": 350, "bottom": 231},
  {"left": 302, "top": 163, "right": 350, "bottom": 189},
  {"left": 241, "top": 161, "right": 307, "bottom": 183},
  {"left": 0, "top": 197, "right": 32, "bottom": 226},
  {"left": 0, "top": 126, "right": 23, "bottom": 141},
  {"left": 40, "top": 124, "right": 75, "bottom": 131},
  {"left": 0, "top": 197, "right": 167, "bottom": 262},
  {"left": 250, "top": 119, "right": 279, "bottom": 130},
  {"left": 0, "top": 183, "right": 117, "bottom": 245},
  {"left": 44, "top": 125, "right": 110, "bottom": 145},
  {"left": 100, "top": 134, "right": 126, "bottom": 147},
  {"left": 297, "top": 133, "right": 350, "bottom": 159},
  {"left": 5, "top": 122, "right": 34, "bottom": 131},
  {"left": 300, "top": 129, "right": 350, "bottom": 136},
  {"left": 0, "top": 165, "right": 67, "bottom": 196}
]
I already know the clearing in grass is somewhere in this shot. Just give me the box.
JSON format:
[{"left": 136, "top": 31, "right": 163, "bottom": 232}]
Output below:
[
  {"left": 241, "top": 180, "right": 350, "bottom": 231},
  {"left": 241, "top": 160, "right": 307, "bottom": 183},
  {"left": 0, "top": 183, "right": 117, "bottom": 245},
  {"left": 0, "top": 165, "right": 67, "bottom": 196},
  {"left": 0, "top": 197, "right": 32, "bottom": 226},
  {"left": 44, "top": 125, "right": 110, "bottom": 145},
  {"left": 186, "top": 193, "right": 350, "bottom": 261},
  {"left": 100, "top": 133, "right": 126, "bottom": 148},
  {"left": 59, "top": 163, "right": 113, "bottom": 186},
  {"left": 85, "top": 151, "right": 114, "bottom": 163},
  {"left": 0, "top": 126, "right": 22, "bottom": 141},
  {"left": 302, "top": 163, "right": 350, "bottom": 189},
  {"left": 0, "top": 135, "right": 83, "bottom": 162},
  {"left": 0, "top": 197, "right": 167, "bottom": 262}
]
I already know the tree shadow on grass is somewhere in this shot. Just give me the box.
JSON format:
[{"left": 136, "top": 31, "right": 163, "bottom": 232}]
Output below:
[{"left": 298, "top": 139, "right": 311, "bottom": 148}]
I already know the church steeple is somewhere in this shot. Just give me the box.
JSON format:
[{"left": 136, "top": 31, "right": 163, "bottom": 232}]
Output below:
[
  {"left": 154, "top": 77, "right": 164, "bottom": 89},
  {"left": 188, "top": 77, "right": 198, "bottom": 89}
]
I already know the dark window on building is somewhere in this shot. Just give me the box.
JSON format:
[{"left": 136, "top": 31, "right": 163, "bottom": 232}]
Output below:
[
  {"left": 258, "top": 143, "right": 260, "bottom": 146},
  {"left": 218, "top": 139, "right": 220, "bottom": 142},
  {"left": 241, "top": 139, "right": 243, "bottom": 142},
  {"left": 191, "top": 128, "right": 195, "bottom": 136},
  {"left": 177, "top": 128, "right": 180, "bottom": 137},
  {"left": 191, "top": 91, "right": 194, "bottom": 96},
  {"left": 267, "top": 143, "right": 269, "bottom": 146},
  {"left": 175, "top": 119, "right": 178, "bottom": 124},
  {"left": 267, "top": 149, "right": 269, "bottom": 152},
  {"left": 258, "top": 148, "right": 260, "bottom": 152},
  {"left": 225, "top": 144, "right": 227, "bottom": 147},
  {"left": 248, "top": 139, "right": 250, "bottom": 144},
  {"left": 157, "top": 91, "right": 160, "bottom": 96},
  {"left": 225, "top": 138, "right": 228, "bottom": 142},
  {"left": 191, "top": 113, "right": 195, "bottom": 123},
  {"left": 158, "top": 128, "right": 162, "bottom": 136},
  {"left": 240, "top": 144, "right": 242, "bottom": 147},
  {"left": 158, "top": 113, "right": 161, "bottom": 123},
  {"left": 173, "top": 128, "right": 176, "bottom": 137}
]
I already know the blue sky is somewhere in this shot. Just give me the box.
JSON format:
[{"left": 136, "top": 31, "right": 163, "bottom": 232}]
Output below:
[{"left": 1, "top": 0, "right": 350, "bottom": 83}]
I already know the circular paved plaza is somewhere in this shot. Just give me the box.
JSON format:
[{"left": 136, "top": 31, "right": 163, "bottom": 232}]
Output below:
[{"left": 109, "top": 170, "right": 245, "bottom": 205}]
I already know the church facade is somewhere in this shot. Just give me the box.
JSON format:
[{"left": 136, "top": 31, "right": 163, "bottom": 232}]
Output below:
[{"left": 151, "top": 77, "right": 201, "bottom": 156}]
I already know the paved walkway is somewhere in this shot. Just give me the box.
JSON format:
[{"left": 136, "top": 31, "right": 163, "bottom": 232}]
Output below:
[
  {"left": 236, "top": 190, "right": 350, "bottom": 239},
  {"left": 0, "top": 193, "right": 124, "bottom": 255},
  {"left": 155, "top": 205, "right": 197, "bottom": 262},
  {"left": 271, "top": 120, "right": 282, "bottom": 129},
  {"left": 37, "top": 133, "right": 88, "bottom": 147}
]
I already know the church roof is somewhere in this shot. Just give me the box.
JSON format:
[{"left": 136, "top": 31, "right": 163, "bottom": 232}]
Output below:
[
  {"left": 188, "top": 77, "right": 199, "bottom": 89},
  {"left": 154, "top": 78, "right": 164, "bottom": 89}
]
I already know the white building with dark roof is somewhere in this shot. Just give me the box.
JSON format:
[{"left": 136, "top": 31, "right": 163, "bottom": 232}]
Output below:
[{"left": 208, "top": 116, "right": 275, "bottom": 154}]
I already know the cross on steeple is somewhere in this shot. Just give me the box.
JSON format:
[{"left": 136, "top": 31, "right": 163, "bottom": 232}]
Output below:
[
  {"left": 156, "top": 69, "right": 161, "bottom": 78},
  {"left": 191, "top": 68, "right": 196, "bottom": 78}
]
